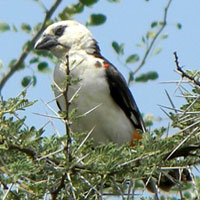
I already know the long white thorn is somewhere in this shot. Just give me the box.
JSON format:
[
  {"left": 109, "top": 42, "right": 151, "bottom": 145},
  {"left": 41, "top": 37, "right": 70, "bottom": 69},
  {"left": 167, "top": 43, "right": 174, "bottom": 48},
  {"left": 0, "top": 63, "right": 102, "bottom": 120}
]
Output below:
[
  {"left": 77, "top": 103, "right": 102, "bottom": 118},
  {"left": 69, "top": 86, "right": 81, "bottom": 103},
  {"left": 75, "top": 126, "right": 95, "bottom": 154},
  {"left": 166, "top": 127, "right": 199, "bottom": 160}
]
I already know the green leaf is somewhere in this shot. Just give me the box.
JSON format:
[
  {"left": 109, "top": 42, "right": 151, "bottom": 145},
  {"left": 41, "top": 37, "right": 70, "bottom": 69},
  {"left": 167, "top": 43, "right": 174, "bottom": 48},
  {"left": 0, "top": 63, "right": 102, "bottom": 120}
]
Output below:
[
  {"left": 137, "top": 36, "right": 146, "bottom": 47},
  {"left": 8, "top": 59, "right": 17, "bottom": 68},
  {"left": 12, "top": 24, "right": 18, "bottom": 32},
  {"left": 145, "top": 120, "right": 153, "bottom": 127},
  {"left": 147, "top": 71, "right": 159, "bottom": 80},
  {"left": 29, "top": 57, "right": 39, "bottom": 64},
  {"left": 151, "top": 21, "right": 158, "bottom": 28},
  {"left": 128, "top": 72, "right": 134, "bottom": 84},
  {"left": 111, "top": 41, "right": 124, "bottom": 55},
  {"left": 160, "top": 34, "right": 168, "bottom": 40},
  {"left": 0, "top": 60, "right": 3, "bottom": 69},
  {"left": 126, "top": 54, "right": 139, "bottom": 64},
  {"left": 21, "top": 76, "right": 32, "bottom": 87},
  {"left": 59, "top": 3, "right": 84, "bottom": 20},
  {"left": 142, "top": 36, "right": 145, "bottom": 43},
  {"left": 86, "top": 14, "right": 106, "bottom": 26},
  {"left": 146, "top": 31, "right": 156, "bottom": 39},
  {"left": 112, "top": 41, "right": 119, "bottom": 54},
  {"left": 32, "top": 75, "right": 37, "bottom": 86},
  {"left": 80, "top": 0, "right": 98, "bottom": 6},
  {"left": 135, "top": 71, "right": 158, "bottom": 82},
  {"left": 21, "top": 23, "right": 32, "bottom": 33},
  {"left": 176, "top": 23, "right": 182, "bottom": 30},
  {"left": 37, "top": 62, "right": 50, "bottom": 73},
  {"left": 0, "top": 21, "right": 10, "bottom": 32},
  {"left": 22, "top": 41, "right": 32, "bottom": 51},
  {"left": 9, "top": 59, "right": 26, "bottom": 70},
  {"left": 33, "top": 23, "right": 42, "bottom": 32},
  {"left": 32, "top": 49, "right": 54, "bottom": 61},
  {"left": 152, "top": 47, "right": 162, "bottom": 56}
]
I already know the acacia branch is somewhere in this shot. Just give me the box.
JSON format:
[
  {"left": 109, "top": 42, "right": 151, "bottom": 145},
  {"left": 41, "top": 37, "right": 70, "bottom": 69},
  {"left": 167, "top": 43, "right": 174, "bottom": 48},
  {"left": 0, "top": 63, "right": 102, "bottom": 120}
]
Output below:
[
  {"left": 50, "top": 55, "right": 73, "bottom": 199},
  {"left": 0, "top": 0, "right": 62, "bottom": 92},
  {"left": 131, "top": 0, "right": 173, "bottom": 77},
  {"left": 51, "top": 172, "right": 66, "bottom": 200},
  {"left": 63, "top": 55, "right": 73, "bottom": 161},
  {"left": 174, "top": 51, "right": 200, "bottom": 87}
]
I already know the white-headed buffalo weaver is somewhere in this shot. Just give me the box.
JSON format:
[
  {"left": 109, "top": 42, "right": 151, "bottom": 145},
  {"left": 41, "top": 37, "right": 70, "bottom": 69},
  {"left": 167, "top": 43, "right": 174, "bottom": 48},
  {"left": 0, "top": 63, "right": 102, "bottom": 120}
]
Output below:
[{"left": 35, "top": 20, "right": 191, "bottom": 193}]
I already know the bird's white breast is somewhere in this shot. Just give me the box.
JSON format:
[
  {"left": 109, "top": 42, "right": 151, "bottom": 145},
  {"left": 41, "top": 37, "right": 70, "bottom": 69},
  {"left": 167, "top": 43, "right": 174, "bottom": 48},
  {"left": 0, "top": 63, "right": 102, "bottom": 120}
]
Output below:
[{"left": 53, "top": 52, "right": 134, "bottom": 145}]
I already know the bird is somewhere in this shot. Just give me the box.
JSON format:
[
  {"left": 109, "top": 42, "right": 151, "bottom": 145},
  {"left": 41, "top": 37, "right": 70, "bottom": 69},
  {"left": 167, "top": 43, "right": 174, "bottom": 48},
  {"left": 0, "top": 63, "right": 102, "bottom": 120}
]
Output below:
[
  {"left": 34, "top": 20, "right": 145, "bottom": 147},
  {"left": 34, "top": 20, "right": 192, "bottom": 193}
]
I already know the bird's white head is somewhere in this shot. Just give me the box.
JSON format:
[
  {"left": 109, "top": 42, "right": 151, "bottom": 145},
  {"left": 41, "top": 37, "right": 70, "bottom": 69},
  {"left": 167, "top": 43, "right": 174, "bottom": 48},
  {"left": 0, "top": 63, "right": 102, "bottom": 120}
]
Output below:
[{"left": 35, "top": 20, "right": 99, "bottom": 58}]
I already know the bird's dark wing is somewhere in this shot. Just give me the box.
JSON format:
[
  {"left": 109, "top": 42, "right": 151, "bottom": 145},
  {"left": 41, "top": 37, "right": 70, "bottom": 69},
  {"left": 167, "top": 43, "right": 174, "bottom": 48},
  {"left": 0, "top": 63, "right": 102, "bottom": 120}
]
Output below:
[{"left": 104, "top": 62, "right": 146, "bottom": 132}]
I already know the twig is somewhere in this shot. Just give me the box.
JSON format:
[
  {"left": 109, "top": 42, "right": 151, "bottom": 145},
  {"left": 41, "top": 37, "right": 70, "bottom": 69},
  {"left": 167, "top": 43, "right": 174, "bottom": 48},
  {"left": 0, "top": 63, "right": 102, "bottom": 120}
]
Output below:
[
  {"left": 165, "top": 89, "right": 177, "bottom": 113},
  {"left": 63, "top": 55, "right": 73, "bottom": 161},
  {"left": 174, "top": 52, "right": 200, "bottom": 87},
  {"left": 36, "top": 147, "right": 64, "bottom": 162},
  {"left": 160, "top": 80, "right": 190, "bottom": 84},
  {"left": 74, "top": 126, "right": 95, "bottom": 154},
  {"left": 32, "top": 112, "right": 62, "bottom": 119},
  {"left": 131, "top": 0, "right": 173, "bottom": 78},
  {"left": 111, "top": 177, "right": 125, "bottom": 200},
  {"left": 3, "top": 183, "right": 14, "bottom": 200},
  {"left": 189, "top": 168, "right": 200, "bottom": 199},
  {"left": 79, "top": 175, "right": 102, "bottom": 197},
  {"left": 117, "top": 151, "right": 160, "bottom": 168},
  {"left": 8, "top": 144, "right": 36, "bottom": 159},
  {"left": 66, "top": 172, "right": 76, "bottom": 200},
  {"left": 165, "top": 127, "right": 199, "bottom": 160},
  {"left": 51, "top": 173, "right": 66, "bottom": 200},
  {"left": 0, "top": 0, "right": 62, "bottom": 92}
]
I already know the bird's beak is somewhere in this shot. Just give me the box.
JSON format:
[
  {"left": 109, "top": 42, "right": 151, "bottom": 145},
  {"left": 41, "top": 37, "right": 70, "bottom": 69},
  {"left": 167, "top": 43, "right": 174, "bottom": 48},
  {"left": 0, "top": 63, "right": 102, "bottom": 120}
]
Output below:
[{"left": 34, "top": 34, "right": 59, "bottom": 50}]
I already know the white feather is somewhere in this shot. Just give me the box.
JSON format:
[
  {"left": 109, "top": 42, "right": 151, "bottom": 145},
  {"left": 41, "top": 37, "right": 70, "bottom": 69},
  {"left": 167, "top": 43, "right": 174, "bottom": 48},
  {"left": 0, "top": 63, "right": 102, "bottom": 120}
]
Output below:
[
  {"left": 37, "top": 20, "right": 136, "bottom": 145},
  {"left": 54, "top": 50, "right": 134, "bottom": 145}
]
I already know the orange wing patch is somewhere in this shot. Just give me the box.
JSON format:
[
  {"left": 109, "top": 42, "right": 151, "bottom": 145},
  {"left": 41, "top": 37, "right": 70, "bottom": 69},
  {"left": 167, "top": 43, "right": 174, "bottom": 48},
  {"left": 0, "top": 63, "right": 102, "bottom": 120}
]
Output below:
[{"left": 103, "top": 63, "right": 110, "bottom": 68}]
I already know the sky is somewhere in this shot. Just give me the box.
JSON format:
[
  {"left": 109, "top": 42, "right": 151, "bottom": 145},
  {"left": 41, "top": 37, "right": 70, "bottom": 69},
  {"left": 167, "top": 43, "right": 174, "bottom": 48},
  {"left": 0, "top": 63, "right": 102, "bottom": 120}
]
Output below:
[{"left": 0, "top": 0, "right": 200, "bottom": 198}]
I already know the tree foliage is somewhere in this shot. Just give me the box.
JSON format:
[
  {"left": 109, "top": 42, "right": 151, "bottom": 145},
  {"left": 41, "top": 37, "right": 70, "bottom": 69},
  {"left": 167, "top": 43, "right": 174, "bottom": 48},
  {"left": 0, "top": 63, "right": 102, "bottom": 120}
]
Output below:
[
  {"left": 1, "top": 66, "right": 200, "bottom": 200},
  {"left": 0, "top": 0, "right": 200, "bottom": 200}
]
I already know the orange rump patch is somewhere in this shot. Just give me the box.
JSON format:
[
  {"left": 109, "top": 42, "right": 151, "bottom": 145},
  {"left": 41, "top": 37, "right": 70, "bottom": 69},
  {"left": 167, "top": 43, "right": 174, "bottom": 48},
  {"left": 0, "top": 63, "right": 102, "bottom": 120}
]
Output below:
[{"left": 130, "top": 131, "right": 142, "bottom": 146}]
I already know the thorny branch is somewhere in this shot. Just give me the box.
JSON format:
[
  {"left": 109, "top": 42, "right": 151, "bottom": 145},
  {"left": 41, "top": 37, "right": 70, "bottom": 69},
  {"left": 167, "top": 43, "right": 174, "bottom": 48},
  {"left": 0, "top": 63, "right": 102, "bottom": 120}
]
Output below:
[
  {"left": 51, "top": 172, "right": 66, "bottom": 200},
  {"left": 130, "top": 0, "right": 173, "bottom": 79},
  {"left": 174, "top": 51, "right": 200, "bottom": 87},
  {"left": 0, "top": 0, "right": 63, "bottom": 92},
  {"left": 50, "top": 55, "right": 73, "bottom": 199},
  {"left": 63, "top": 55, "right": 72, "bottom": 161}
]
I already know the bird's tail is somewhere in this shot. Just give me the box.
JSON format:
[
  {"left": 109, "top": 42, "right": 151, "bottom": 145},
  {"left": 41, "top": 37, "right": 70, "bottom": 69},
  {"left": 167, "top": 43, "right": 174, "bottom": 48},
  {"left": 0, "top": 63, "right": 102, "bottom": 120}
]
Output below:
[
  {"left": 144, "top": 168, "right": 192, "bottom": 193},
  {"left": 143, "top": 144, "right": 200, "bottom": 193}
]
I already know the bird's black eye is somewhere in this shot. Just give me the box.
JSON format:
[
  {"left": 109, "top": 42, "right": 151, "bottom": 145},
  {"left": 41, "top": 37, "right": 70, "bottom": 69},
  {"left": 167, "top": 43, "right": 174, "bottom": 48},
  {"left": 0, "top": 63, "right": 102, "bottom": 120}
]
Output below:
[{"left": 54, "top": 25, "right": 66, "bottom": 37}]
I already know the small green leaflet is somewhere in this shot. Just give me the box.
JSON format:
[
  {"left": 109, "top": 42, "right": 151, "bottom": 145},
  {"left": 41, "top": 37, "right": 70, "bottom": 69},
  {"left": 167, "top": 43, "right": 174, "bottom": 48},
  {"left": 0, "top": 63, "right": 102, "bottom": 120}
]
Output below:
[
  {"left": 80, "top": 0, "right": 98, "bottom": 6},
  {"left": 21, "top": 23, "right": 32, "bottom": 33},
  {"left": 0, "top": 21, "right": 10, "bottom": 32},
  {"left": 126, "top": 54, "right": 139, "bottom": 64},
  {"left": 112, "top": 41, "right": 124, "bottom": 55},
  {"left": 21, "top": 76, "right": 37, "bottom": 87},
  {"left": 135, "top": 71, "right": 158, "bottom": 82},
  {"left": 86, "top": 14, "right": 106, "bottom": 26},
  {"left": 37, "top": 62, "right": 51, "bottom": 73}
]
